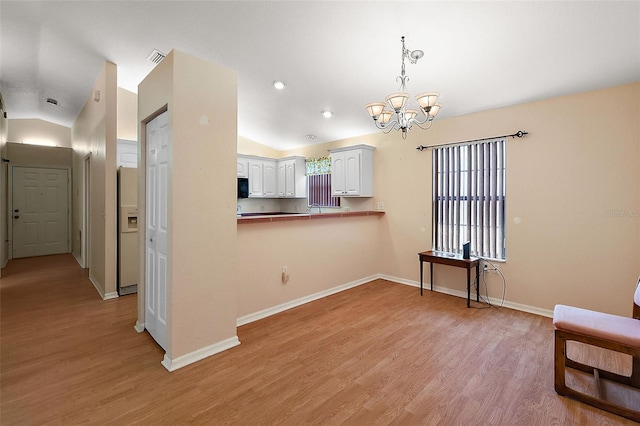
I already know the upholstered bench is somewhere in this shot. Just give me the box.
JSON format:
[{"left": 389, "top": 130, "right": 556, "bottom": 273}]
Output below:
[{"left": 553, "top": 278, "right": 640, "bottom": 422}]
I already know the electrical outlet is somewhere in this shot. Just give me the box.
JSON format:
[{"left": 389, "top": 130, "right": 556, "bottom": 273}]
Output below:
[
  {"left": 483, "top": 263, "right": 497, "bottom": 273},
  {"left": 282, "top": 266, "right": 287, "bottom": 273},
  {"left": 376, "top": 201, "right": 385, "bottom": 210}
]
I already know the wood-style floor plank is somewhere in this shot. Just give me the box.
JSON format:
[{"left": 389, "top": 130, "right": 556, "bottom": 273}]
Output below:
[{"left": 0, "top": 254, "right": 635, "bottom": 425}]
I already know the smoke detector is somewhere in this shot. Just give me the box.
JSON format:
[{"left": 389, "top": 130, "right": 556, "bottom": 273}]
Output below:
[{"left": 147, "top": 49, "right": 166, "bottom": 65}]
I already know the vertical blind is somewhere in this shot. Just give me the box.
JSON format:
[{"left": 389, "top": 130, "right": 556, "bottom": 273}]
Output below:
[
  {"left": 306, "top": 157, "right": 340, "bottom": 207},
  {"left": 308, "top": 174, "right": 340, "bottom": 207},
  {"left": 433, "top": 138, "right": 506, "bottom": 260}
]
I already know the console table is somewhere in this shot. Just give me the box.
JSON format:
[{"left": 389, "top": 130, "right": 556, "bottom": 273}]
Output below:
[{"left": 418, "top": 250, "right": 481, "bottom": 308}]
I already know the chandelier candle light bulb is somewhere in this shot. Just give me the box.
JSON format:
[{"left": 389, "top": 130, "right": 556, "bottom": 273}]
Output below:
[{"left": 365, "top": 36, "right": 442, "bottom": 138}]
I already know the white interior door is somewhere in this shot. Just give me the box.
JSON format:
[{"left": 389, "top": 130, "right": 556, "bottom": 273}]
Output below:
[
  {"left": 145, "top": 111, "right": 169, "bottom": 350},
  {"left": 12, "top": 167, "right": 69, "bottom": 258}
]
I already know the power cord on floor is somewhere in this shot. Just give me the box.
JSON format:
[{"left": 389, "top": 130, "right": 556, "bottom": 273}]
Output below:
[{"left": 472, "top": 257, "right": 507, "bottom": 309}]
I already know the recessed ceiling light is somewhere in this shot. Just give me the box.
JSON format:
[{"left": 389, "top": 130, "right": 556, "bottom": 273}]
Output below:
[
  {"left": 273, "top": 81, "right": 285, "bottom": 90},
  {"left": 46, "top": 98, "right": 58, "bottom": 106},
  {"left": 321, "top": 111, "right": 333, "bottom": 118}
]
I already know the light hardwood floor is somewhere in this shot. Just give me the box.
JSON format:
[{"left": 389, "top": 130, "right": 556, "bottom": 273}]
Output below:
[{"left": 0, "top": 254, "right": 635, "bottom": 425}]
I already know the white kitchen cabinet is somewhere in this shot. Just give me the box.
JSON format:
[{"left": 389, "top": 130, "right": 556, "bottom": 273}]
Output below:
[
  {"left": 248, "top": 161, "right": 263, "bottom": 196},
  {"left": 262, "top": 160, "right": 277, "bottom": 197},
  {"left": 244, "top": 156, "right": 277, "bottom": 197},
  {"left": 277, "top": 156, "right": 306, "bottom": 198},
  {"left": 237, "top": 157, "right": 249, "bottom": 177},
  {"left": 330, "top": 145, "right": 374, "bottom": 197}
]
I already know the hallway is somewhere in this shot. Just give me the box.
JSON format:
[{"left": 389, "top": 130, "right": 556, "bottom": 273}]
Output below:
[{"left": 0, "top": 254, "right": 163, "bottom": 424}]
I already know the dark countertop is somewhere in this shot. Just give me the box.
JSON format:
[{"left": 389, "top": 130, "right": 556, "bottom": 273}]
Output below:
[{"left": 237, "top": 210, "right": 385, "bottom": 224}]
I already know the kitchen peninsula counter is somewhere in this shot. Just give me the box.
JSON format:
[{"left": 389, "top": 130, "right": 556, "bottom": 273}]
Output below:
[{"left": 237, "top": 210, "right": 384, "bottom": 224}]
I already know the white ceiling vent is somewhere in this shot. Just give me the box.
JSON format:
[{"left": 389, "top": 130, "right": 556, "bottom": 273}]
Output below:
[{"left": 147, "top": 49, "right": 166, "bottom": 65}]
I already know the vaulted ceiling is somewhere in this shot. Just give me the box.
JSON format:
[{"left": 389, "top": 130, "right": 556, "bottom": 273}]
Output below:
[{"left": 1, "top": 1, "right": 639, "bottom": 150}]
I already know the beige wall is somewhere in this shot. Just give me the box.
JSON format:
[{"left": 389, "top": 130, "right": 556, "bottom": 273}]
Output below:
[
  {"left": 237, "top": 216, "right": 384, "bottom": 317},
  {"left": 138, "top": 49, "right": 238, "bottom": 362},
  {"left": 5, "top": 142, "right": 72, "bottom": 167},
  {"left": 117, "top": 87, "right": 137, "bottom": 141},
  {"left": 238, "top": 135, "right": 280, "bottom": 158},
  {"left": 7, "top": 118, "right": 71, "bottom": 148},
  {"left": 240, "top": 82, "right": 639, "bottom": 318},
  {"left": 372, "top": 82, "right": 639, "bottom": 317},
  {"left": 71, "top": 61, "right": 118, "bottom": 298}
]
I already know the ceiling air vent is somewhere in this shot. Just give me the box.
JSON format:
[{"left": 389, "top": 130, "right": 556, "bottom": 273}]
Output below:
[{"left": 147, "top": 49, "right": 166, "bottom": 65}]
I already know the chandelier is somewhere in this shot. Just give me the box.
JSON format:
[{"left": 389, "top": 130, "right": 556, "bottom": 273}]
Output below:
[{"left": 365, "top": 36, "right": 442, "bottom": 139}]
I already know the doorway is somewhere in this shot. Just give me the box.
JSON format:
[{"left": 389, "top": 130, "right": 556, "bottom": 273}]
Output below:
[
  {"left": 10, "top": 166, "right": 70, "bottom": 258},
  {"left": 83, "top": 154, "right": 91, "bottom": 269}
]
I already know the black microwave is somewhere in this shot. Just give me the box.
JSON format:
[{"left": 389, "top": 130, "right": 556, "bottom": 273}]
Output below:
[{"left": 237, "top": 177, "right": 249, "bottom": 198}]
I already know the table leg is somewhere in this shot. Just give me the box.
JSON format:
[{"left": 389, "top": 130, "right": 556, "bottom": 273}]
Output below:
[
  {"left": 420, "top": 258, "right": 424, "bottom": 296},
  {"left": 476, "top": 264, "right": 480, "bottom": 302},
  {"left": 430, "top": 263, "right": 434, "bottom": 291},
  {"left": 466, "top": 266, "right": 471, "bottom": 308}
]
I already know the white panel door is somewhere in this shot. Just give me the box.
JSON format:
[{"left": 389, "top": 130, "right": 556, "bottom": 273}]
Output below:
[
  {"left": 145, "top": 111, "right": 169, "bottom": 350},
  {"left": 277, "top": 162, "right": 286, "bottom": 196},
  {"left": 344, "top": 152, "right": 361, "bottom": 195},
  {"left": 284, "top": 161, "right": 295, "bottom": 197},
  {"left": 12, "top": 167, "right": 68, "bottom": 258},
  {"left": 331, "top": 153, "right": 346, "bottom": 196},
  {"left": 248, "top": 161, "right": 263, "bottom": 197},
  {"left": 262, "top": 160, "right": 277, "bottom": 197},
  {"left": 237, "top": 158, "right": 249, "bottom": 178}
]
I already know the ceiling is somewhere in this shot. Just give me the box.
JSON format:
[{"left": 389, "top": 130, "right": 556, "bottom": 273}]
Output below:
[{"left": 1, "top": 1, "right": 639, "bottom": 151}]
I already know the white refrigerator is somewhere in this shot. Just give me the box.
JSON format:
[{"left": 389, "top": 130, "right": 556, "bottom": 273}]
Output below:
[{"left": 117, "top": 167, "right": 138, "bottom": 295}]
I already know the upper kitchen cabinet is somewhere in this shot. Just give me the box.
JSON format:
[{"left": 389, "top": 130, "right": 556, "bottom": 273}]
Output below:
[
  {"left": 237, "top": 157, "right": 249, "bottom": 177},
  {"left": 330, "top": 145, "right": 374, "bottom": 197},
  {"left": 277, "top": 156, "right": 306, "bottom": 198},
  {"left": 240, "top": 155, "right": 277, "bottom": 197}
]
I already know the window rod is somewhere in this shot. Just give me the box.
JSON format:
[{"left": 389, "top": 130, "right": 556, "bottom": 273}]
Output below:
[{"left": 416, "top": 130, "right": 528, "bottom": 151}]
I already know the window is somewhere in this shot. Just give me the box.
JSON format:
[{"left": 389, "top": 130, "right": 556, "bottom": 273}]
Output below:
[
  {"left": 306, "top": 157, "right": 340, "bottom": 208},
  {"left": 433, "top": 138, "right": 506, "bottom": 260}
]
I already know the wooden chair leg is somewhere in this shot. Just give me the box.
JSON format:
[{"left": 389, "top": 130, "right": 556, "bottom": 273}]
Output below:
[
  {"left": 554, "top": 330, "right": 568, "bottom": 394},
  {"left": 554, "top": 330, "right": 640, "bottom": 422}
]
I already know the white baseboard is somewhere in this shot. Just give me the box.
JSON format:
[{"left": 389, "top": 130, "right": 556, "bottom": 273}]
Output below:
[
  {"left": 103, "top": 292, "right": 119, "bottom": 300},
  {"left": 72, "top": 251, "right": 83, "bottom": 268},
  {"left": 378, "top": 274, "right": 554, "bottom": 318},
  {"left": 236, "top": 275, "right": 378, "bottom": 327},
  {"left": 134, "top": 321, "right": 145, "bottom": 333},
  {"left": 88, "top": 273, "right": 119, "bottom": 301},
  {"left": 161, "top": 336, "right": 241, "bottom": 372},
  {"left": 88, "top": 274, "right": 104, "bottom": 298}
]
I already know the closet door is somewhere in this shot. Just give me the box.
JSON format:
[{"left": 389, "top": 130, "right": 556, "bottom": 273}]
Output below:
[{"left": 145, "top": 111, "right": 169, "bottom": 350}]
